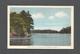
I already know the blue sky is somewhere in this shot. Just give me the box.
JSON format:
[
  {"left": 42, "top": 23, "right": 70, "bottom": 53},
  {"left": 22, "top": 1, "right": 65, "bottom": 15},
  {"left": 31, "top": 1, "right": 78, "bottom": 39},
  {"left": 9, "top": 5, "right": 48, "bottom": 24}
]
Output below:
[{"left": 10, "top": 6, "right": 71, "bottom": 31}]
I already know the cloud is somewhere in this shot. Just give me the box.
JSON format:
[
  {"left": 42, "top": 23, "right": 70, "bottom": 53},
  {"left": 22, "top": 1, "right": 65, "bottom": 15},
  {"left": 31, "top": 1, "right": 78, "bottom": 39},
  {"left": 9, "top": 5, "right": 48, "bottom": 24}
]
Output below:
[
  {"left": 55, "top": 12, "right": 67, "bottom": 18},
  {"left": 31, "top": 12, "right": 45, "bottom": 19},
  {"left": 48, "top": 16, "right": 55, "bottom": 20},
  {"left": 48, "top": 12, "right": 67, "bottom": 20}
]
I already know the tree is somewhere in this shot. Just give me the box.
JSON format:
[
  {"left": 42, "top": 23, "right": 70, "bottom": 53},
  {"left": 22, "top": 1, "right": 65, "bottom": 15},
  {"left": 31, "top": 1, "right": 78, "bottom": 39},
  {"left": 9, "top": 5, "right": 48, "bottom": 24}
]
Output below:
[
  {"left": 20, "top": 10, "right": 34, "bottom": 34},
  {"left": 10, "top": 10, "right": 34, "bottom": 36},
  {"left": 60, "top": 26, "right": 71, "bottom": 33}
]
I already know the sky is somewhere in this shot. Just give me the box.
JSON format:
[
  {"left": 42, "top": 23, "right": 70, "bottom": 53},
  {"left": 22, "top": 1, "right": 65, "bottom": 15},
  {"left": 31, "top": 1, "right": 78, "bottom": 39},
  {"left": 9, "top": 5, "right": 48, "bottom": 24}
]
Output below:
[{"left": 10, "top": 6, "right": 71, "bottom": 31}]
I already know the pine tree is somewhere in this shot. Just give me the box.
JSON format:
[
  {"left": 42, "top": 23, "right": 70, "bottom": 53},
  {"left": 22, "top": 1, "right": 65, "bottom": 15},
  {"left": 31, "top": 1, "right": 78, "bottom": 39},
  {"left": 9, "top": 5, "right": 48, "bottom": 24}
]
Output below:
[{"left": 10, "top": 10, "right": 34, "bottom": 36}]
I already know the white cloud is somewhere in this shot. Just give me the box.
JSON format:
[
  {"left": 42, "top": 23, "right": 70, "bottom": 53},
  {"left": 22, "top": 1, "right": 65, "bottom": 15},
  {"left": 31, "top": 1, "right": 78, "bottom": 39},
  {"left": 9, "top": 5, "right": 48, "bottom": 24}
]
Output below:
[
  {"left": 55, "top": 12, "right": 67, "bottom": 18},
  {"left": 48, "top": 12, "right": 67, "bottom": 20},
  {"left": 31, "top": 12, "right": 45, "bottom": 19},
  {"left": 48, "top": 16, "right": 55, "bottom": 20}
]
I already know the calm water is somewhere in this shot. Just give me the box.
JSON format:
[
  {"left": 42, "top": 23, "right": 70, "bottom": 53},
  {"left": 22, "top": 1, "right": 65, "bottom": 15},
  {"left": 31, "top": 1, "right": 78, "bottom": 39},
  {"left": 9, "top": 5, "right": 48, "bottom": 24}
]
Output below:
[
  {"left": 31, "top": 33, "right": 71, "bottom": 46},
  {"left": 10, "top": 33, "right": 71, "bottom": 46}
]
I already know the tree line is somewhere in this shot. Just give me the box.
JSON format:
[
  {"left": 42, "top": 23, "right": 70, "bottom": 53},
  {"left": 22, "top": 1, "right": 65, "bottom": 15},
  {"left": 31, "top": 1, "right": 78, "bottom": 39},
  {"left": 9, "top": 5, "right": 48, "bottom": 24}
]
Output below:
[{"left": 31, "top": 26, "right": 71, "bottom": 33}]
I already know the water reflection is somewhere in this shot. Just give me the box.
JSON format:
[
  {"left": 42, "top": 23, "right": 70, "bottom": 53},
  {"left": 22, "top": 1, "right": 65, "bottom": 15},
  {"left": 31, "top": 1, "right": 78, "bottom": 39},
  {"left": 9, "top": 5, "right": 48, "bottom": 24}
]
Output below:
[{"left": 10, "top": 36, "right": 32, "bottom": 45}]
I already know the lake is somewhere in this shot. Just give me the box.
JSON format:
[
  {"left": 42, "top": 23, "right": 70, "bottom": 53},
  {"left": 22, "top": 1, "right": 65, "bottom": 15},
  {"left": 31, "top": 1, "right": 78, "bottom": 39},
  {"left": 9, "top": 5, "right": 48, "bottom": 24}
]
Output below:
[{"left": 10, "top": 33, "right": 71, "bottom": 46}]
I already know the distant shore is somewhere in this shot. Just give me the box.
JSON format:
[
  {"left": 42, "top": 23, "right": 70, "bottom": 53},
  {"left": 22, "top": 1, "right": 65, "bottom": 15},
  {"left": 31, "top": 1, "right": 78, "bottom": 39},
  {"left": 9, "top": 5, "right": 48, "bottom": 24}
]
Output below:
[{"left": 31, "top": 26, "right": 71, "bottom": 34}]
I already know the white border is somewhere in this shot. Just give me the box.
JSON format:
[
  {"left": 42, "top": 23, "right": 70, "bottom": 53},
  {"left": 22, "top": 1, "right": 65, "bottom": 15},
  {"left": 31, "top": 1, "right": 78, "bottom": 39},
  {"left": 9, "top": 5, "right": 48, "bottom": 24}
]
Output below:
[{"left": 7, "top": 6, "right": 74, "bottom": 49}]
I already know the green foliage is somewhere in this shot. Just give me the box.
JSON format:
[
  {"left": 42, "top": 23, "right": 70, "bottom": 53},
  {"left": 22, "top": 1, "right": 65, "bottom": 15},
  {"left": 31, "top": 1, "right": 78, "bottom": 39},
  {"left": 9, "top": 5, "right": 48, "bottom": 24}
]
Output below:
[{"left": 10, "top": 10, "right": 34, "bottom": 36}]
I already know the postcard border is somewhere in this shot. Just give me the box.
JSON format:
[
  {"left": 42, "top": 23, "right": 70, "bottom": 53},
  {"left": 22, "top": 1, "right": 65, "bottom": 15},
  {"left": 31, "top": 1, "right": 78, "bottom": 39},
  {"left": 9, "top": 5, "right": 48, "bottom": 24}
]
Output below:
[{"left": 7, "top": 5, "right": 74, "bottom": 49}]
